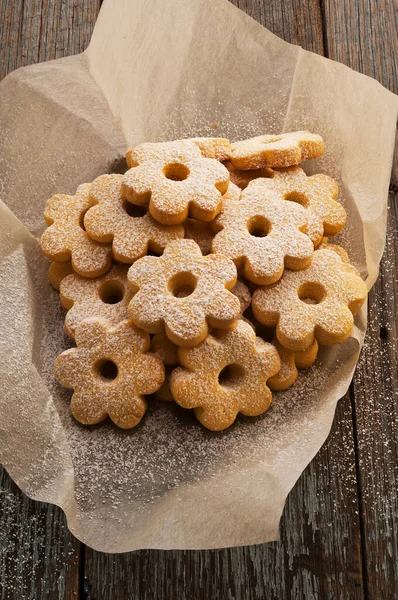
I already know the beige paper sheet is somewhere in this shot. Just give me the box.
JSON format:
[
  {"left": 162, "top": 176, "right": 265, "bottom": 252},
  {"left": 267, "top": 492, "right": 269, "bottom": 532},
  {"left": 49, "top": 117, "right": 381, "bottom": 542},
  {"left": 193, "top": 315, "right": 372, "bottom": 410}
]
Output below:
[{"left": 0, "top": 0, "right": 397, "bottom": 553}]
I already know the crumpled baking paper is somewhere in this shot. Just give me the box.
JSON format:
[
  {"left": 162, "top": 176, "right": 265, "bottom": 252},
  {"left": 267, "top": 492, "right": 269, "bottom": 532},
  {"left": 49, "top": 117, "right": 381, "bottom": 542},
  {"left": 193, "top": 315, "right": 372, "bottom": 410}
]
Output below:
[{"left": 0, "top": 0, "right": 397, "bottom": 552}]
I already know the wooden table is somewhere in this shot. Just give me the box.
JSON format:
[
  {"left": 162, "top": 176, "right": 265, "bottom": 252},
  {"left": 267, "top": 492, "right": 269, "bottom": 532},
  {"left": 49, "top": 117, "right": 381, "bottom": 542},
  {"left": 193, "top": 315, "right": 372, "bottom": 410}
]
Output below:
[{"left": 0, "top": 1, "right": 397, "bottom": 598}]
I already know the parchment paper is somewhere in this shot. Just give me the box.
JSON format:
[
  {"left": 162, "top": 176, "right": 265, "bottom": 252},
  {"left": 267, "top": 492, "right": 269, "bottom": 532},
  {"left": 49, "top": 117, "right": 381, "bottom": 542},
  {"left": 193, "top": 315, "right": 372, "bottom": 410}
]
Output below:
[{"left": 0, "top": 0, "right": 397, "bottom": 553}]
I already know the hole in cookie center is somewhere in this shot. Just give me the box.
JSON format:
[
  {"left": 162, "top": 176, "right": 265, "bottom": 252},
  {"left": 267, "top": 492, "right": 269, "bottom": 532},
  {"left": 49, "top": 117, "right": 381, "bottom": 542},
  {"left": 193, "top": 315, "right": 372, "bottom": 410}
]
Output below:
[
  {"left": 95, "top": 359, "right": 118, "bottom": 381},
  {"left": 99, "top": 280, "right": 125, "bottom": 304},
  {"left": 247, "top": 216, "right": 271, "bottom": 238},
  {"left": 168, "top": 272, "right": 197, "bottom": 298},
  {"left": 284, "top": 191, "right": 310, "bottom": 208},
  {"left": 123, "top": 200, "right": 148, "bottom": 218},
  {"left": 218, "top": 363, "right": 245, "bottom": 387},
  {"left": 298, "top": 282, "right": 326, "bottom": 305},
  {"left": 79, "top": 208, "right": 90, "bottom": 231},
  {"left": 163, "top": 163, "right": 190, "bottom": 181}
]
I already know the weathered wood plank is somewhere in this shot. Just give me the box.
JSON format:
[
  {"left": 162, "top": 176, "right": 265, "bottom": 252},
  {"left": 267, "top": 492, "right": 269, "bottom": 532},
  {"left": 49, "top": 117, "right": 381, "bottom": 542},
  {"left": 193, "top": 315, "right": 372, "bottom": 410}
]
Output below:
[
  {"left": 0, "top": 469, "right": 81, "bottom": 600},
  {"left": 0, "top": 0, "right": 101, "bottom": 598},
  {"left": 82, "top": 2, "right": 364, "bottom": 598},
  {"left": 322, "top": 2, "right": 398, "bottom": 598}
]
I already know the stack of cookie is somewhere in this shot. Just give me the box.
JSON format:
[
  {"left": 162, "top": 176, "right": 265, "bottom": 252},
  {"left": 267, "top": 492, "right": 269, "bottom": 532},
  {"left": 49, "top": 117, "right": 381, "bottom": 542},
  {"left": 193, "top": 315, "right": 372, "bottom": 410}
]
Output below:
[{"left": 41, "top": 133, "right": 367, "bottom": 431}]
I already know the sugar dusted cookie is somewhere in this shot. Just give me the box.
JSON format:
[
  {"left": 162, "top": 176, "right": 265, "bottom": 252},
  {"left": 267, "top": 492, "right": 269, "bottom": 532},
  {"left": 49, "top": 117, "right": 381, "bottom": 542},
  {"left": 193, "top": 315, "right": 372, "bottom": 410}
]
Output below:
[
  {"left": 41, "top": 183, "right": 112, "bottom": 278},
  {"left": 54, "top": 318, "right": 164, "bottom": 428},
  {"left": 123, "top": 140, "right": 230, "bottom": 225},
  {"left": 60, "top": 265, "right": 133, "bottom": 339},
  {"left": 268, "top": 337, "right": 318, "bottom": 391},
  {"left": 49, "top": 261, "right": 74, "bottom": 291},
  {"left": 170, "top": 320, "right": 280, "bottom": 431},
  {"left": 84, "top": 174, "right": 184, "bottom": 264},
  {"left": 249, "top": 167, "right": 346, "bottom": 246},
  {"left": 252, "top": 249, "right": 367, "bottom": 351},
  {"left": 230, "top": 131, "right": 324, "bottom": 170},
  {"left": 211, "top": 182, "right": 313, "bottom": 285},
  {"left": 128, "top": 239, "right": 241, "bottom": 347}
]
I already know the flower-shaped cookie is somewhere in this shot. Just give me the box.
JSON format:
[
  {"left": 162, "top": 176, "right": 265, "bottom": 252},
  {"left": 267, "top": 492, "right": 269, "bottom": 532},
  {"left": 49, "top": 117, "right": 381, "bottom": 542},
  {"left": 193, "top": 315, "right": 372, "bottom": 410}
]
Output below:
[
  {"left": 230, "top": 131, "right": 324, "bottom": 170},
  {"left": 54, "top": 318, "right": 164, "bottom": 428},
  {"left": 49, "top": 261, "right": 74, "bottom": 291},
  {"left": 151, "top": 333, "right": 179, "bottom": 402},
  {"left": 249, "top": 167, "right": 346, "bottom": 246},
  {"left": 84, "top": 174, "right": 184, "bottom": 263},
  {"left": 170, "top": 320, "right": 280, "bottom": 431},
  {"left": 60, "top": 265, "right": 133, "bottom": 339},
  {"left": 211, "top": 184, "right": 314, "bottom": 285},
  {"left": 41, "top": 183, "right": 112, "bottom": 278},
  {"left": 128, "top": 239, "right": 241, "bottom": 347},
  {"left": 122, "top": 140, "right": 230, "bottom": 225},
  {"left": 224, "top": 160, "right": 273, "bottom": 189},
  {"left": 268, "top": 337, "right": 318, "bottom": 391},
  {"left": 252, "top": 249, "right": 367, "bottom": 351}
]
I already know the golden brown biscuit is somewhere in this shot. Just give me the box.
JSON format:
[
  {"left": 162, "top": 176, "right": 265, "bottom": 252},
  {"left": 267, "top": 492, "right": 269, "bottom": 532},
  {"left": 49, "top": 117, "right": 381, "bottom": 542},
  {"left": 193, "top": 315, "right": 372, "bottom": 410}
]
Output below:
[
  {"left": 268, "top": 337, "right": 318, "bottom": 391},
  {"left": 230, "top": 131, "right": 324, "bottom": 170},
  {"left": 252, "top": 249, "right": 367, "bottom": 351},
  {"left": 84, "top": 174, "right": 184, "bottom": 264},
  {"left": 224, "top": 160, "right": 273, "bottom": 189},
  {"left": 249, "top": 167, "right": 346, "bottom": 246},
  {"left": 211, "top": 181, "right": 313, "bottom": 285},
  {"left": 49, "top": 261, "right": 74, "bottom": 291},
  {"left": 170, "top": 320, "right": 280, "bottom": 431},
  {"left": 128, "top": 239, "right": 241, "bottom": 347},
  {"left": 41, "top": 183, "right": 112, "bottom": 278},
  {"left": 123, "top": 140, "right": 230, "bottom": 225},
  {"left": 54, "top": 318, "right": 165, "bottom": 428},
  {"left": 60, "top": 265, "right": 133, "bottom": 339}
]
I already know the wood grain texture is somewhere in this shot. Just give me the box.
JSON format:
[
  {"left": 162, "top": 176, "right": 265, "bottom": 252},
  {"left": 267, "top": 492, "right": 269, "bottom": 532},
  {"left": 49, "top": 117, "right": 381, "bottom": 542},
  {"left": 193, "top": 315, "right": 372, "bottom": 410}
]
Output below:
[
  {"left": 0, "top": 469, "right": 80, "bottom": 600},
  {"left": 0, "top": 0, "right": 101, "bottom": 598},
  {"left": 323, "top": 2, "right": 398, "bottom": 598}
]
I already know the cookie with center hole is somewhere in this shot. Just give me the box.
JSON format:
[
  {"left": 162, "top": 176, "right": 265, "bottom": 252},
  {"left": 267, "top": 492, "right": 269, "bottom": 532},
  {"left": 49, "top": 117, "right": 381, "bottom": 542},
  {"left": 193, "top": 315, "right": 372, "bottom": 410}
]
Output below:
[
  {"left": 170, "top": 319, "right": 280, "bottom": 431},
  {"left": 248, "top": 166, "right": 346, "bottom": 246},
  {"left": 128, "top": 239, "right": 241, "bottom": 347},
  {"left": 54, "top": 318, "right": 165, "bottom": 429},
  {"left": 252, "top": 249, "right": 367, "bottom": 352},
  {"left": 60, "top": 264, "right": 133, "bottom": 339},
  {"left": 211, "top": 182, "right": 314, "bottom": 285},
  {"left": 41, "top": 183, "right": 112, "bottom": 278},
  {"left": 229, "top": 131, "right": 324, "bottom": 170},
  {"left": 122, "top": 140, "right": 230, "bottom": 225},
  {"left": 84, "top": 174, "right": 184, "bottom": 263}
]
